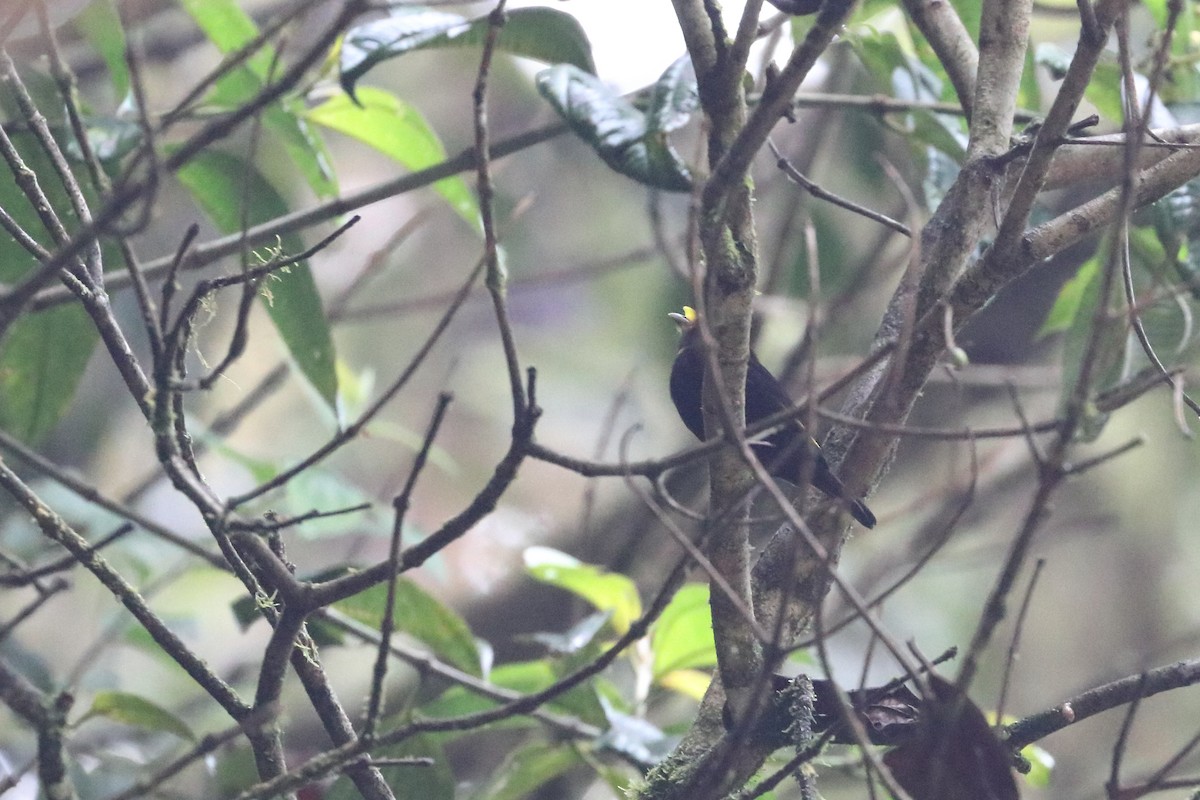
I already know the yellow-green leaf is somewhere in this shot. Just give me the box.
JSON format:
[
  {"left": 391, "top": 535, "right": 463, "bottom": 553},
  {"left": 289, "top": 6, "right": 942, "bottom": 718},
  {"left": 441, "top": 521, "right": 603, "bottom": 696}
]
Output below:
[
  {"left": 307, "top": 87, "right": 478, "bottom": 231},
  {"left": 79, "top": 691, "right": 194, "bottom": 741}
]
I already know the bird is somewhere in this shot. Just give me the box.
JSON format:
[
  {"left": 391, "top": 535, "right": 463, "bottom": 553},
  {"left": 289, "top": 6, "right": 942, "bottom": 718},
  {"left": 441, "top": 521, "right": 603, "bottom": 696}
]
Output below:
[{"left": 668, "top": 306, "right": 876, "bottom": 528}]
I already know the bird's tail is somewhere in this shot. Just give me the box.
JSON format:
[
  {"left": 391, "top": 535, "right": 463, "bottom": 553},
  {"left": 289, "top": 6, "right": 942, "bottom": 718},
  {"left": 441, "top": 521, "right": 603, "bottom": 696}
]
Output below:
[
  {"left": 847, "top": 498, "right": 876, "bottom": 529},
  {"left": 810, "top": 458, "right": 877, "bottom": 528}
]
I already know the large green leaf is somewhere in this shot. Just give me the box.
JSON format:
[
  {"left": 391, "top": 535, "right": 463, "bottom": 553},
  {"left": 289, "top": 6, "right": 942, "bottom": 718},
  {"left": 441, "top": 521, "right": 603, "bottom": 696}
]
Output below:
[
  {"left": 1084, "top": 60, "right": 1124, "bottom": 124},
  {"left": 178, "top": 0, "right": 274, "bottom": 77},
  {"left": 74, "top": 0, "right": 129, "bottom": 100},
  {"left": 1017, "top": 40, "right": 1042, "bottom": 111},
  {"left": 420, "top": 659, "right": 605, "bottom": 727},
  {"left": 471, "top": 742, "right": 582, "bottom": 800},
  {"left": 178, "top": 0, "right": 338, "bottom": 199},
  {"left": 535, "top": 64, "right": 694, "bottom": 191},
  {"left": 78, "top": 691, "right": 195, "bottom": 741},
  {"left": 334, "top": 579, "right": 481, "bottom": 675},
  {"left": 340, "top": 6, "right": 596, "bottom": 97},
  {"left": 306, "top": 87, "right": 479, "bottom": 230},
  {"left": 1054, "top": 242, "right": 1127, "bottom": 441},
  {"left": 524, "top": 546, "right": 642, "bottom": 634},
  {"left": 0, "top": 306, "right": 95, "bottom": 443},
  {"left": 1037, "top": 254, "right": 1100, "bottom": 339},
  {"left": 1153, "top": 176, "right": 1200, "bottom": 298},
  {"left": 650, "top": 583, "right": 716, "bottom": 678},
  {"left": 175, "top": 150, "right": 338, "bottom": 409},
  {"left": 644, "top": 55, "right": 699, "bottom": 136}
]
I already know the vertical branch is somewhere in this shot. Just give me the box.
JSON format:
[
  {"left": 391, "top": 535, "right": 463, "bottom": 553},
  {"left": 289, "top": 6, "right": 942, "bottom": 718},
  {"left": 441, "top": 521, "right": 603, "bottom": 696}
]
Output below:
[
  {"left": 670, "top": 0, "right": 760, "bottom": 723},
  {"left": 0, "top": 52, "right": 155, "bottom": 415},
  {"left": 967, "top": 0, "right": 1032, "bottom": 157},
  {"left": 0, "top": 49, "right": 100, "bottom": 281},
  {"left": 900, "top": 0, "right": 978, "bottom": 118},
  {"left": 364, "top": 393, "right": 452, "bottom": 736},
  {"left": 989, "top": 0, "right": 1128, "bottom": 262},
  {"left": 39, "top": 2, "right": 165, "bottom": 363},
  {"left": 473, "top": 0, "right": 525, "bottom": 420},
  {"left": 0, "top": 663, "right": 76, "bottom": 800}
]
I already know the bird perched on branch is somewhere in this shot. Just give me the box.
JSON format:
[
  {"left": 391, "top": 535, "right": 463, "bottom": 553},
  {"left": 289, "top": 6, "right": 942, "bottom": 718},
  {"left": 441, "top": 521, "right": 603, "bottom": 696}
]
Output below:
[{"left": 668, "top": 306, "right": 876, "bottom": 528}]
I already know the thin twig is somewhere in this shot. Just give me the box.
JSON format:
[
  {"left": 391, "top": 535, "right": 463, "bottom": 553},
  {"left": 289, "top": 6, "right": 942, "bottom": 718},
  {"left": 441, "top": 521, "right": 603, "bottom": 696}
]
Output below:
[
  {"left": 768, "top": 139, "right": 910, "bottom": 237},
  {"left": 994, "top": 558, "right": 1045, "bottom": 727},
  {"left": 364, "top": 393, "right": 452, "bottom": 736},
  {"left": 473, "top": 0, "right": 525, "bottom": 419}
]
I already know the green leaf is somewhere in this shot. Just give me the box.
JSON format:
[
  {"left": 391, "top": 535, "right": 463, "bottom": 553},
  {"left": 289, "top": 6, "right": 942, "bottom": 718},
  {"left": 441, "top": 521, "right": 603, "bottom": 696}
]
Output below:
[
  {"left": 850, "top": 25, "right": 967, "bottom": 164},
  {"left": 1021, "top": 744, "right": 1055, "bottom": 787},
  {"left": 235, "top": 566, "right": 354, "bottom": 644},
  {"left": 178, "top": 0, "right": 338, "bottom": 199},
  {"left": 656, "top": 668, "right": 712, "bottom": 700},
  {"left": 174, "top": 149, "right": 338, "bottom": 409},
  {"left": 951, "top": 0, "right": 983, "bottom": 39},
  {"left": 1034, "top": 42, "right": 1071, "bottom": 81},
  {"left": 334, "top": 579, "right": 480, "bottom": 675},
  {"left": 1153, "top": 176, "right": 1200, "bottom": 298},
  {"left": 420, "top": 659, "right": 605, "bottom": 726},
  {"left": 909, "top": 109, "right": 967, "bottom": 161},
  {"left": 644, "top": 55, "right": 699, "bottom": 136},
  {"left": 267, "top": 101, "right": 340, "bottom": 199},
  {"left": 1037, "top": 254, "right": 1099, "bottom": 339},
  {"left": 471, "top": 742, "right": 581, "bottom": 800},
  {"left": 282, "top": 469, "right": 378, "bottom": 539},
  {"left": 340, "top": 6, "right": 596, "bottom": 97},
  {"left": 0, "top": 308, "right": 96, "bottom": 442},
  {"left": 306, "top": 87, "right": 479, "bottom": 230},
  {"left": 77, "top": 117, "right": 142, "bottom": 164},
  {"left": 1018, "top": 42, "right": 1041, "bottom": 111},
  {"left": 75, "top": 0, "right": 129, "bottom": 99},
  {"left": 650, "top": 583, "right": 716, "bottom": 678},
  {"left": 419, "top": 661, "right": 547, "bottom": 725},
  {"left": 230, "top": 592, "right": 280, "bottom": 631},
  {"left": 78, "top": 691, "right": 195, "bottom": 741},
  {"left": 535, "top": 64, "right": 693, "bottom": 191},
  {"left": 524, "top": 546, "right": 642, "bottom": 634},
  {"left": 206, "top": 435, "right": 279, "bottom": 484},
  {"left": 1056, "top": 243, "right": 1127, "bottom": 441},
  {"left": 851, "top": 28, "right": 916, "bottom": 95},
  {"left": 1084, "top": 60, "right": 1124, "bottom": 124},
  {"left": 178, "top": 0, "right": 272, "bottom": 76},
  {"left": 1143, "top": 0, "right": 1169, "bottom": 26},
  {"left": 495, "top": 7, "right": 594, "bottom": 70},
  {"left": 922, "top": 146, "right": 961, "bottom": 213}
]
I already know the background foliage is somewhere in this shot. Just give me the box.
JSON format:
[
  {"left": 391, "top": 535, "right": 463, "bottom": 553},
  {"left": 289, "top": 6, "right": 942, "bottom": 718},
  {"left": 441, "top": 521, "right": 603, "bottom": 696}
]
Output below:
[{"left": 1, "top": 0, "right": 1199, "bottom": 799}]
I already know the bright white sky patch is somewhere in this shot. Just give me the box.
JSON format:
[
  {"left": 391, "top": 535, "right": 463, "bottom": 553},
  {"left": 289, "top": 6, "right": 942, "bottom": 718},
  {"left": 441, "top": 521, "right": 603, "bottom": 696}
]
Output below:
[
  {"left": 507, "top": 1, "right": 690, "bottom": 92},
  {"left": 507, "top": 2, "right": 810, "bottom": 94}
]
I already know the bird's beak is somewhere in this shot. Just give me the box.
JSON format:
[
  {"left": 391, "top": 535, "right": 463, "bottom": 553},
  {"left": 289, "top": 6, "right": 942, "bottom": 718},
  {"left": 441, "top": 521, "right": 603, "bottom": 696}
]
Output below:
[{"left": 669, "top": 307, "right": 697, "bottom": 333}]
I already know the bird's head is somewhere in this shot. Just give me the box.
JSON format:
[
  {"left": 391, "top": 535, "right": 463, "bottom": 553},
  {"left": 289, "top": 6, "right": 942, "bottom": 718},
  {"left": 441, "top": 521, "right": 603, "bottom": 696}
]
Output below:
[{"left": 668, "top": 306, "right": 698, "bottom": 335}]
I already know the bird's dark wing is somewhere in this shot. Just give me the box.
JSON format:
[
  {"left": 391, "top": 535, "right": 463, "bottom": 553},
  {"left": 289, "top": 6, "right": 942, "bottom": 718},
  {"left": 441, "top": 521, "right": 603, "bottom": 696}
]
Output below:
[
  {"left": 744, "top": 357, "right": 877, "bottom": 527},
  {"left": 669, "top": 335, "right": 707, "bottom": 441},
  {"left": 744, "top": 353, "right": 796, "bottom": 422}
]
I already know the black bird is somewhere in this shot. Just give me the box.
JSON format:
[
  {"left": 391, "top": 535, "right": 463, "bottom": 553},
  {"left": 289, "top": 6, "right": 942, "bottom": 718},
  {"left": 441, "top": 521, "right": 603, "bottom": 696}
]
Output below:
[{"left": 668, "top": 307, "right": 876, "bottom": 528}]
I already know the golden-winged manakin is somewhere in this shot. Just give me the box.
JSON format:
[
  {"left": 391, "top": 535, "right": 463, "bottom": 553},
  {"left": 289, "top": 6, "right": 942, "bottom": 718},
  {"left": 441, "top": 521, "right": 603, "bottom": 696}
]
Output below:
[{"left": 668, "top": 306, "right": 876, "bottom": 528}]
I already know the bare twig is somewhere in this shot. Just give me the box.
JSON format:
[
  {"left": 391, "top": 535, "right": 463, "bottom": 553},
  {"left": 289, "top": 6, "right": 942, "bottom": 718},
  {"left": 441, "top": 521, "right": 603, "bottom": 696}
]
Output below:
[{"left": 364, "top": 393, "right": 452, "bottom": 736}]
